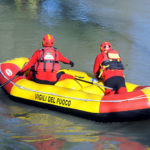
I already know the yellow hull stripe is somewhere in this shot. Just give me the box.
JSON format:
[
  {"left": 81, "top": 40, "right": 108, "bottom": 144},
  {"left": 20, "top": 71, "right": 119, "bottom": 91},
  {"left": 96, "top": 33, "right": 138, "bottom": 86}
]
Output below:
[{"left": 10, "top": 79, "right": 101, "bottom": 113}]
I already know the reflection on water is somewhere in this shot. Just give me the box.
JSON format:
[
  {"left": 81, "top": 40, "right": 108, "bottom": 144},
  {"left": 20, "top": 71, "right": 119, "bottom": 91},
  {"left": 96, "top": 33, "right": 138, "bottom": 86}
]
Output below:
[
  {"left": 0, "top": 102, "right": 149, "bottom": 150},
  {"left": 14, "top": 0, "right": 40, "bottom": 16}
]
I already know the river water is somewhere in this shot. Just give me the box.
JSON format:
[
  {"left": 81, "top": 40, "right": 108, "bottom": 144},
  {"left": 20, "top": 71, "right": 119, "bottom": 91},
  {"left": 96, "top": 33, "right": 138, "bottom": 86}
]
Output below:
[{"left": 0, "top": 0, "right": 150, "bottom": 149}]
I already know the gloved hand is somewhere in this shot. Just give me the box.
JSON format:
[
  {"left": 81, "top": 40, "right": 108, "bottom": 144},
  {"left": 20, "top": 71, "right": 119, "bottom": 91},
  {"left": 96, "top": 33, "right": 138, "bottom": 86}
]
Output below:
[
  {"left": 70, "top": 61, "right": 74, "bottom": 67},
  {"left": 16, "top": 71, "right": 24, "bottom": 76}
]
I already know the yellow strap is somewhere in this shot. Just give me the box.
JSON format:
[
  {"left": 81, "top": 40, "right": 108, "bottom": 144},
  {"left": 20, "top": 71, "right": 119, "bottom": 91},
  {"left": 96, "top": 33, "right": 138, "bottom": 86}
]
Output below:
[
  {"left": 98, "top": 65, "right": 110, "bottom": 78},
  {"left": 98, "top": 69, "right": 103, "bottom": 78}
]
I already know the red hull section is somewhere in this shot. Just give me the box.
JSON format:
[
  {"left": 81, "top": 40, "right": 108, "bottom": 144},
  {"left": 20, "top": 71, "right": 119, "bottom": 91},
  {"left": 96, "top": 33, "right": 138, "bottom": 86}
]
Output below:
[
  {"left": 100, "top": 91, "right": 149, "bottom": 113},
  {"left": 0, "top": 63, "right": 24, "bottom": 93}
]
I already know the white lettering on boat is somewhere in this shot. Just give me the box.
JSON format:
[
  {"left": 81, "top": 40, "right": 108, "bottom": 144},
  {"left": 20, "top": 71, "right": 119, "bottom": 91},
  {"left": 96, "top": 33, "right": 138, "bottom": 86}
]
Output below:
[
  {"left": 35, "top": 93, "right": 71, "bottom": 106},
  {"left": 5, "top": 69, "right": 13, "bottom": 76}
]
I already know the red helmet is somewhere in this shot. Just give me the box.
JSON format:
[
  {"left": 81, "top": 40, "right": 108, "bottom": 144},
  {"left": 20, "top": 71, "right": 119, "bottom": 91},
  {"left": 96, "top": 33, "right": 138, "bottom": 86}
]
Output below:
[
  {"left": 100, "top": 42, "right": 112, "bottom": 52},
  {"left": 42, "top": 34, "right": 55, "bottom": 47}
]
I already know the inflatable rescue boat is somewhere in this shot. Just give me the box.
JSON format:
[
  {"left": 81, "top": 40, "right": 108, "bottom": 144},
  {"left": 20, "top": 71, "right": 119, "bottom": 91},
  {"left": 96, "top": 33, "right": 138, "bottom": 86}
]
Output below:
[{"left": 1, "top": 57, "right": 150, "bottom": 122}]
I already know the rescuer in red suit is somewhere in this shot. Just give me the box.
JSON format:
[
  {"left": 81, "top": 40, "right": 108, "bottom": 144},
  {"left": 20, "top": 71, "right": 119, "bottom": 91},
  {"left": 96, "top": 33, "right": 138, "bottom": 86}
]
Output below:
[
  {"left": 16, "top": 34, "right": 75, "bottom": 85},
  {"left": 93, "top": 42, "right": 127, "bottom": 95}
]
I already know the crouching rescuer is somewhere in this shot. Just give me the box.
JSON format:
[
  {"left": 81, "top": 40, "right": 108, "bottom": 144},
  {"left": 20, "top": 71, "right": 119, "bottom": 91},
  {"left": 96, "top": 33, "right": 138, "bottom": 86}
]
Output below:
[{"left": 93, "top": 42, "right": 127, "bottom": 95}]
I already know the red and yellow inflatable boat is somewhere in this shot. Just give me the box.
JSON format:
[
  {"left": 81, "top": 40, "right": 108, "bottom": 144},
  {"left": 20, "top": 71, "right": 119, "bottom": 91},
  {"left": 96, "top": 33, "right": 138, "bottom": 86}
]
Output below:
[{"left": 1, "top": 57, "right": 150, "bottom": 122}]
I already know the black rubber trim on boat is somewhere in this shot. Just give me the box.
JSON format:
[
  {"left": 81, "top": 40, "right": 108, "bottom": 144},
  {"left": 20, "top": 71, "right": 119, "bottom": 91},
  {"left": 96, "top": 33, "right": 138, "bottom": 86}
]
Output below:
[{"left": 8, "top": 95, "right": 150, "bottom": 122}]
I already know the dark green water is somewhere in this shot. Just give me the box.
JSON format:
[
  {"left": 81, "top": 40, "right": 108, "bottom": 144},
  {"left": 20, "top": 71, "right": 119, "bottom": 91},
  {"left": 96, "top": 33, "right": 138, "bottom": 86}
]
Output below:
[{"left": 0, "top": 0, "right": 150, "bottom": 149}]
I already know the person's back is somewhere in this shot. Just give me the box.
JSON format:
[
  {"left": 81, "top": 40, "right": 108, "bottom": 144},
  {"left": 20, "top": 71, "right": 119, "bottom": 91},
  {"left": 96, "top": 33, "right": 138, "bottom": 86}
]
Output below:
[
  {"left": 16, "top": 34, "right": 74, "bottom": 84},
  {"left": 99, "top": 49, "right": 124, "bottom": 81}
]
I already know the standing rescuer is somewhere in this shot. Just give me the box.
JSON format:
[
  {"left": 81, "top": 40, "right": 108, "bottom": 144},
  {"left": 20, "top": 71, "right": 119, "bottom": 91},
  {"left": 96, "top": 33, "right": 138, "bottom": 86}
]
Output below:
[
  {"left": 93, "top": 42, "right": 127, "bottom": 95},
  {"left": 16, "top": 34, "right": 75, "bottom": 85}
]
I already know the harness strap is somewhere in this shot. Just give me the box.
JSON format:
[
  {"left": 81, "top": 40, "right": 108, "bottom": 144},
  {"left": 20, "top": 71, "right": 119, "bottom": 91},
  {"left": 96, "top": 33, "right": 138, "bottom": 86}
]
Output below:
[
  {"left": 36, "top": 49, "right": 44, "bottom": 71},
  {"left": 102, "top": 60, "right": 124, "bottom": 70},
  {"left": 52, "top": 47, "right": 57, "bottom": 72},
  {"left": 98, "top": 51, "right": 124, "bottom": 78},
  {"left": 35, "top": 47, "right": 58, "bottom": 72}
]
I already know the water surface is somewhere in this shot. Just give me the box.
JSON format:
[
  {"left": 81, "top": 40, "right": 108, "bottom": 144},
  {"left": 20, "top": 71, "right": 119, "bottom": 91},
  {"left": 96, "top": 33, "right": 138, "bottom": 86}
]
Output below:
[{"left": 0, "top": 0, "right": 150, "bottom": 149}]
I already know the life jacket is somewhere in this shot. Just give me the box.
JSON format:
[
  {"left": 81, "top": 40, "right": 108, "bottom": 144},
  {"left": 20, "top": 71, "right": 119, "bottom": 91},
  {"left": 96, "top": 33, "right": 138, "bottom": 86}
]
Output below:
[
  {"left": 34, "top": 47, "right": 60, "bottom": 73},
  {"left": 99, "top": 50, "right": 124, "bottom": 78}
]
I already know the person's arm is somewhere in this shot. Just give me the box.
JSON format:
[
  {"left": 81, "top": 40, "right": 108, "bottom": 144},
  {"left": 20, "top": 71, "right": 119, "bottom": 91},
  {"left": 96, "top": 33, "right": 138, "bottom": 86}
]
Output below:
[
  {"left": 93, "top": 54, "right": 103, "bottom": 78},
  {"left": 20, "top": 50, "right": 40, "bottom": 73},
  {"left": 57, "top": 51, "right": 70, "bottom": 63},
  {"left": 57, "top": 50, "right": 74, "bottom": 67}
]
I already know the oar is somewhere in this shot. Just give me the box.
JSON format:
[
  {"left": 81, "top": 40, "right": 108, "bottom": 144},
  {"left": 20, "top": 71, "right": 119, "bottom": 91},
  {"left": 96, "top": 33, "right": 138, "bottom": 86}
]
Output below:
[
  {"left": 75, "top": 78, "right": 113, "bottom": 90},
  {"left": 0, "top": 75, "right": 18, "bottom": 88}
]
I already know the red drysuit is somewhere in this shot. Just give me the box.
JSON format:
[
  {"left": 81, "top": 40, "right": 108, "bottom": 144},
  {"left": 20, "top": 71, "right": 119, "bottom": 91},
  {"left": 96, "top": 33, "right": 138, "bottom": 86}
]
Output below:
[
  {"left": 20, "top": 47, "right": 74, "bottom": 84},
  {"left": 93, "top": 50, "right": 127, "bottom": 95}
]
